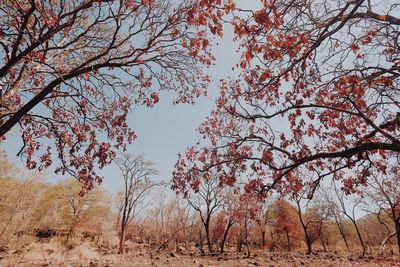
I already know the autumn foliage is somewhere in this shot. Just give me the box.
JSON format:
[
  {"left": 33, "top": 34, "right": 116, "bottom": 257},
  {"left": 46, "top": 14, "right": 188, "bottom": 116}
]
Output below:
[
  {"left": 0, "top": 0, "right": 212, "bottom": 191},
  {"left": 173, "top": 0, "right": 400, "bottom": 225}
]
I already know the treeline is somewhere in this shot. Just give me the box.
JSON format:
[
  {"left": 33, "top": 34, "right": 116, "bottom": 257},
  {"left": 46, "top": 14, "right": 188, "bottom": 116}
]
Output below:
[
  {"left": 0, "top": 156, "right": 114, "bottom": 248},
  {"left": 0, "top": 154, "right": 397, "bottom": 256}
]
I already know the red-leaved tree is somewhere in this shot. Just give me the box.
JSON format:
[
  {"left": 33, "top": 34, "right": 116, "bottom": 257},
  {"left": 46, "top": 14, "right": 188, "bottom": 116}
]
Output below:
[
  {"left": 272, "top": 199, "right": 302, "bottom": 251},
  {"left": 0, "top": 0, "right": 211, "bottom": 191},
  {"left": 173, "top": 0, "right": 400, "bottom": 200}
]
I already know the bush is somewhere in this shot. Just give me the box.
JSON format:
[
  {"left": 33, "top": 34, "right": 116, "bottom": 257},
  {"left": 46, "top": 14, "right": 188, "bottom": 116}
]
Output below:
[{"left": 35, "top": 229, "right": 56, "bottom": 239}]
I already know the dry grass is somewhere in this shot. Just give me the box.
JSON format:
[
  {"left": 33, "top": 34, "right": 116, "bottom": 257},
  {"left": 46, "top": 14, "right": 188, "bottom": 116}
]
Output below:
[{"left": 1, "top": 239, "right": 399, "bottom": 267}]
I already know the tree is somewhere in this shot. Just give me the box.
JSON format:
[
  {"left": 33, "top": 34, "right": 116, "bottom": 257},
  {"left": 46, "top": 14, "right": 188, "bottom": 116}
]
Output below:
[
  {"left": 115, "top": 153, "right": 160, "bottom": 254},
  {"left": 151, "top": 197, "right": 193, "bottom": 253},
  {"left": 212, "top": 212, "right": 231, "bottom": 253},
  {"left": 271, "top": 199, "right": 302, "bottom": 251},
  {"left": 60, "top": 179, "right": 108, "bottom": 244},
  {"left": 234, "top": 193, "right": 259, "bottom": 258},
  {"left": 363, "top": 165, "right": 400, "bottom": 252},
  {"left": 0, "top": 151, "right": 44, "bottom": 243},
  {"left": 0, "top": 0, "right": 211, "bottom": 190},
  {"left": 305, "top": 199, "right": 334, "bottom": 253},
  {"left": 292, "top": 191, "right": 315, "bottom": 255},
  {"left": 173, "top": 0, "right": 400, "bottom": 203},
  {"left": 332, "top": 181, "right": 367, "bottom": 256},
  {"left": 0, "top": 154, "right": 112, "bottom": 246},
  {"left": 254, "top": 203, "right": 270, "bottom": 249},
  {"left": 216, "top": 189, "right": 242, "bottom": 254},
  {"left": 322, "top": 187, "right": 351, "bottom": 251},
  {"left": 290, "top": 186, "right": 332, "bottom": 255},
  {"left": 173, "top": 172, "right": 224, "bottom": 253}
]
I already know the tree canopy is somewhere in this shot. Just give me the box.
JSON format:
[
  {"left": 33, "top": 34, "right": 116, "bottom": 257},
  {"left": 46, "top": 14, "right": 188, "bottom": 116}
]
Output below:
[
  {"left": 173, "top": 0, "right": 400, "bottom": 198},
  {"left": 0, "top": 0, "right": 211, "bottom": 191}
]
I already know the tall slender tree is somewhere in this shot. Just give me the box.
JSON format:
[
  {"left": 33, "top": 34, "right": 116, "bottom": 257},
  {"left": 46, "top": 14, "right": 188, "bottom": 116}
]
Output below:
[{"left": 115, "top": 153, "right": 159, "bottom": 254}]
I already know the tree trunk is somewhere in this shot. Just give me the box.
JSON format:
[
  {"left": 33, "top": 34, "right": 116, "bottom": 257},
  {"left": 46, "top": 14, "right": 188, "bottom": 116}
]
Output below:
[
  {"left": 335, "top": 217, "right": 350, "bottom": 251},
  {"left": 269, "top": 231, "right": 276, "bottom": 251},
  {"left": 321, "top": 237, "right": 327, "bottom": 252},
  {"left": 198, "top": 230, "right": 204, "bottom": 254},
  {"left": 237, "top": 234, "right": 242, "bottom": 253},
  {"left": 299, "top": 219, "right": 312, "bottom": 254},
  {"left": 66, "top": 220, "right": 77, "bottom": 244},
  {"left": 175, "top": 238, "right": 179, "bottom": 253},
  {"left": 244, "top": 219, "right": 250, "bottom": 258},
  {"left": 351, "top": 218, "right": 366, "bottom": 257},
  {"left": 118, "top": 223, "right": 127, "bottom": 254},
  {"left": 205, "top": 224, "right": 213, "bottom": 253},
  {"left": 395, "top": 219, "right": 400, "bottom": 254},
  {"left": 285, "top": 230, "right": 291, "bottom": 251},
  {"left": 66, "top": 227, "right": 74, "bottom": 244},
  {"left": 379, "top": 231, "right": 396, "bottom": 255},
  {"left": 245, "top": 236, "right": 251, "bottom": 258},
  {"left": 306, "top": 236, "right": 312, "bottom": 255},
  {"left": 296, "top": 202, "right": 312, "bottom": 254},
  {"left": 261, "top": 230, "right": 266, "bottom": 249},
  {"left": 220, "top": 221, "right": 234, "bottom": 254}
]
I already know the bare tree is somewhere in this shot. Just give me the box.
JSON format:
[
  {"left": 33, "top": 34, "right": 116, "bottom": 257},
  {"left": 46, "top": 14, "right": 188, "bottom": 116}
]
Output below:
[
  {"left": 333, "top": 181, "right": 367, "bottom": 256},
  {"left": 218, "top": 190, "right": 240, "bottom": 254},
  {"left": 292, "top": 190, "right": 331, "bottom": 254},
  {"left": 292, "top": 190, "right": 314, "bottom": 255},
  {"left": 363, "top": 167, "right": 400, "bottom": 252},
  {"left": 321, "top": 187, "right": 351, "bottom": 251},
  {"left": 154, "top": 197, "right": 193, "bottom": 253},
  {"left": 115, "top": 153, "right": 160, "bottom": 254},
  {"left": 63, "top": 179, "right": 106, "bottom": 244},
  {"left": 186, "top": 174, "right": 223, "bottom": 253},
  {"left": 255, "top": 206, "right": 270, "bottom": 250}
]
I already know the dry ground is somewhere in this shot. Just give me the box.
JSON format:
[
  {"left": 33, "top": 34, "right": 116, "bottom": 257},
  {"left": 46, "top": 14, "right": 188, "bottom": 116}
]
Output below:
[{"left": 0, "top": 241, "right": 399, "bottom": 267}]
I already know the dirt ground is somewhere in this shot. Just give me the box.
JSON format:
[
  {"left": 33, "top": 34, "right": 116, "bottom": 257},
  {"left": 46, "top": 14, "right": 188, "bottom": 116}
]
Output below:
[{"left": 0, "top": 242, "right": 399, "bottom": 267}]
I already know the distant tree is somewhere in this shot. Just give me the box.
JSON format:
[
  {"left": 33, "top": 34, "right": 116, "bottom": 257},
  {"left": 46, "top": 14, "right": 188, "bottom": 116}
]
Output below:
[
  {"left": 0, "top": 150, "right": 45, "bottom": 243},
  {"left": 115, "top": 153, "right": 160, "bottom": 254},
  {"left": 322, "top": 187, "right": 351, "bottom": 251},
  {"left": 305, "top": 199, "right": 334, "bottom": 252},
  {"left": 217, "top": 190, "right": 242, "bottom": 254},
  {"left": 0, "top": 153, "right": 111, "bottom": 245},
  {"left": 364, "top": 165, "right": 400, "bottom": 252},
  {"left": 151, "top": 196, "right": 193, "bottom": 253},
  {"left": 234, "top": 193, "right": 260, "bottom": 258},
  {"left": 272, "top": 199, "right": 302, "bottom": 251},
  {"left": 291, "top": 188, "right": 332, "bottom": 254},
  {"left": 292, "top": 191, "right": 315, "bottom": 255},
  {"left": 173, "top": 172, "right": 224, "bottom": 253},
  {"left": 333, "top": 181, "right": 367, "bottom": 256},
  {"left": 61, "top": 179, "right": 108, "bottom": 243},
  {"left": 212, "top": 212, "right": 229, "bottom": 251},
  {"left": 254, "top": 203, "right": 271, "bottom": 250},
  {"left": 138, "top": 193, "right": 190, "bottom": 251}
]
